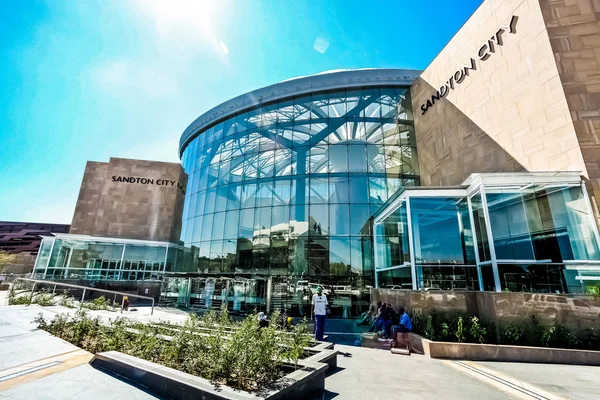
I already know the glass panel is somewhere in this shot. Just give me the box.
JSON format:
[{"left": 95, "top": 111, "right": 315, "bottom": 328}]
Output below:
[
  {"left": 309, "top": 204, "right": 329, "bottom": 236},
  {"left": 330, "top": 204, "right": 350, "bottom": 236},
  {"left": 417, "top": 266, "right": 479, "bottom": 290},
  {"left": 348, "top": 145, "right": 367, "bottom": 172},
  {"left": 212, "top": 212, "right": 226, "bottom": 241},
  {"left": 486, "top": 189, "right": 535, "bottom": 260},
  {"left": 410, "top": 197, "right": 475, "bottom": 265},
  {"left": 498, "top": 264, "right": 566, "bottom": 293},
  {"left": 329, "top": 176, "right": 349, "bottom": 203},
  {"left": 309, "top": 177, "right": 329, "bottom": 204},
  {"left": 224, "top": 209, "right": 240, "bottom": 240},
  {"left": 349, "top": 204, "right": 372, "bottom": 236},
  {"left": 471, "top": 193, "right": 491, "bottom": 262},
  {"left": 349, "top": 175, "right": 369, "bottom": 204}
]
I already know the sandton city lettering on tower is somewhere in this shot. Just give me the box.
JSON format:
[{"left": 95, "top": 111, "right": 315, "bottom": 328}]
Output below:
[
  {"left": 420, "top": 15, "right": 518, "bottom": 115},
  {"left": 112, "top": 176, "right": 186, "bottom": 194}
]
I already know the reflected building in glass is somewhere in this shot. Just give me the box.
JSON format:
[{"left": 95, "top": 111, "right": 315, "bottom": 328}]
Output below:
[
  {"left": 373, "top": 173, "right": 600, "bottom": 295},
  {"left": 176, "top": 69, "right": 421, "bottom": 315}
]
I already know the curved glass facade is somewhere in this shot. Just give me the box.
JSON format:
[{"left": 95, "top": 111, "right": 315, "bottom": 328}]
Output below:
[{"left": 179, "top": 86, "right": 418, "bottom": 316}]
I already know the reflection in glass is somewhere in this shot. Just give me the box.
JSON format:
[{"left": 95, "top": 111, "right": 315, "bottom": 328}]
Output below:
[{"left": 180, "top": 87, "right": 418, "bottom": 317}]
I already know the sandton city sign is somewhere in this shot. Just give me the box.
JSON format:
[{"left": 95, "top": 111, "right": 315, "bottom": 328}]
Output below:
[
  {"left": 420, "top": 15, "right": 519, "bottom": 115},
  {"left": 112, "top": 176, "right": 186, "bottom": 194}
]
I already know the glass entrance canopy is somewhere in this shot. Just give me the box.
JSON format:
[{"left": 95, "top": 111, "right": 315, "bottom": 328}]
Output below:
[{"left": 373, "top": 172, "right": 600, "bottom": 294}]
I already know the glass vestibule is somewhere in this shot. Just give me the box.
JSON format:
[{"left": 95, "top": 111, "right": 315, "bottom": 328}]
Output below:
[
  {"left": 33, "top": 234, "right": 192, "bottom": 282},
  {"left": 374, "top": 175, "right": 600, "bottom": 294},
  {"left": 470, "top": 180, "right": 600, "bottom": 294},
  {"left": 375, "top": 192, "right": 478, "bottom": 290}
]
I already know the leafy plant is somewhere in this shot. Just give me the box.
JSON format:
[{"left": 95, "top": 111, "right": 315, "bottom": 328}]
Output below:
[
  {"left": 468, "top": 316, "right": 487, "bottom": 344},
  {"left": 541, "top": 323, "right": 578, "bottom": 349},
  {"left": 81, "top": 295, "right": 116, "bottom": 311},
  {"left": 441, "top": 322, "right": 450, "bottom": 339},
  {"left": 424, "top": 315, "right": 435, "bottom": 340},
  {"left": 455, "top": 317, "right": 465, "bottom": 343},
  {"left": 35, "top": 309, "right": 311, "bottom": 392},
  {"left": 501, "top": 324, "right": 525, "bottom": 345}
]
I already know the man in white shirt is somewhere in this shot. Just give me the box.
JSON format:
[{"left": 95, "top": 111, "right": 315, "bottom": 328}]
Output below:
[{"left": 312, "top": 286, "right": 328, "bottom": 341}]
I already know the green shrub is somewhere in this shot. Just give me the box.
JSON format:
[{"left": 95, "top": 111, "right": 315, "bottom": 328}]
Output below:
[
  {"left": 81, "top": 295, "right": 115, "bottom": 311},
  {"left": 468, "top": 317, "right": 487, "bottom": 344},
  {"left": 34, "top": 309, "right": 311, "bottom": 392},
  {"left": 424, "top": 315, "right": 435, "bottom": 340},
  {"left": 541, "top": 323, "right": 578, "bottom": 349},
  {"left": 577, "top": 328, "right": 600, "bottom": 351},
  {"left": 501, "top": 324, "right": 526, "bottom": 345}
]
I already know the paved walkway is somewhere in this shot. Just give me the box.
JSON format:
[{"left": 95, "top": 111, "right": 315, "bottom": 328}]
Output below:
[{"left": 1, "top": 304, "right": 600, "bottom": 399}]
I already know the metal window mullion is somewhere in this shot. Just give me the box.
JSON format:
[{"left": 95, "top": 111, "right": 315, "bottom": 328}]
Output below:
[
  {"left": 467, "top": 195, "right": 484, "bottom": 291},
  {"left": 374, "top": 222, "right": 380, "bottom": 288},
  {"left": 163, "top": 246, "right": 169, "bottom": 274},
  {"left": 406, "top": 198, "right": 417, "bottom": 290},
  {"left": 119, "top": 244, "right": 126, "bottom": 281},
  {"left": 479, "top": 184, "right": 501, "bottom": 292},
  {"left": 43, "top": 238, "right": 56, "bottom": 279}
]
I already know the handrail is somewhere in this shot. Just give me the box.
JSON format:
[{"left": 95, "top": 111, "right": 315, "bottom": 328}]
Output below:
[{"left": 14, "top": 278, "right": 155, "bottom": 315}]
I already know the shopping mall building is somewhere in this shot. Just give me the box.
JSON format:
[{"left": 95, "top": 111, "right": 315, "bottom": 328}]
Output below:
[{"left": 32, "top": 0, "right": 600, "bottom": 316}]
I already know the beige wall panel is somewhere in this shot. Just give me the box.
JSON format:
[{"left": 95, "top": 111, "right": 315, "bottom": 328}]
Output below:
[
  {"left": 70, "top": 158, "right": 187, "bottom": 243},
  {"left": 412, "top": 0, "right": 587, "bottom": 188}
]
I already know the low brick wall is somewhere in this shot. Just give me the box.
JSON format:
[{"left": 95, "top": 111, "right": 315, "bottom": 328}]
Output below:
[{"left": 372, "top": 289, "right": 600, "bottom": 331}]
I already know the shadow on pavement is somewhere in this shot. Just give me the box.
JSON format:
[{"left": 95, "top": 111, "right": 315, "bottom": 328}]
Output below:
[{"left": 312, "top": 389, "right": 339, "bottom": 399}]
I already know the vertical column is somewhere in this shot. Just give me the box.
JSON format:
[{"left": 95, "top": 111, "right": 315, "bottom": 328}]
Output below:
[
  {"left": 373, "top": 223, "right": 380, "bottom": 288},
  {"left": 405, "top": 199, "right": 418, "bottom": 290},
  {"left": 266, "top": 276, "right": 273, "bottom": 313},
  {"left": 163, "top": 246, "right": 169, "bottom": 273},
  {"left": 467, "top": 196, "right": 484, "bottom": 292},
  {"left": 43, "top": 238, "right": 56, "bottom": 279},
  {"left": 480, "top": 184, "right": 501, "bottom": 292},
  {"left": 119, "top": 244, "right": 127, "bottom": 281}
]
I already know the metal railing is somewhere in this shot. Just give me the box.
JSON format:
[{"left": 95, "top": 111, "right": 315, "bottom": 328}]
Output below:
[{"left": 14, "top": 278, "right": 155, "bottom": 315}]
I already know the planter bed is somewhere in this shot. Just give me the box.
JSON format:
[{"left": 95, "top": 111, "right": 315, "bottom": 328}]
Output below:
[
  {"left": 125, "top": 327, "right": 338, "bottom": 368},
  {"left": 408, "top": 333, "right": 600, "bottom": 365},
  {"left": 91, "top": 351, "right": 328, "bottom": 400}
]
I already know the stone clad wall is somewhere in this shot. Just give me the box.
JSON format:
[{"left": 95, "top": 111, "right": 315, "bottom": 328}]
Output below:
[
  {"left": 540, "top": 0, "right": 600, "bottom": 227},
  {"left": 411, "top": 0, "right": 588, "bottom": 188},
  {"left": 372, "top": 289, "right": 600, "bottom": 331},
  {"left": 70, "top": 158, "right": 187, "bottom": 243}
]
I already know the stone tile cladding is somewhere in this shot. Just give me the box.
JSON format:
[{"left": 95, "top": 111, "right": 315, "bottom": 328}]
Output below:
[
  {"left": 411, "top": 0, "right": 599, "bottom": 226},
  {"left": 541, "top": 0, "right": 600, "bottom": 225},
  {"left": 69, "top": 158, "right": 187, "bottom": 243}
]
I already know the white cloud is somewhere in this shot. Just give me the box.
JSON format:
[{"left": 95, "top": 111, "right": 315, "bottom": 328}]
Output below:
[
  {"left": 314, "top": 37, "right": 330, "bottom": 54},
  {"left": 89, "top": 59, "right": 178, "bottom": 98}
]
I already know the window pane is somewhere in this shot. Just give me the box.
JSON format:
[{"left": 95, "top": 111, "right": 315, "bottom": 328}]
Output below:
[
  {"left": 487, "top": 189, "right": 534, "bottom": 260},
  {"left": 349, "top": 176, "right": 369, "bottom": 204},
  {"left": 348, "top": 145, "right": 367, "bottom": 172},
  {"left": 330, "top": 176, "right": 349, "bottom": 203},
  {"left": 410, "top": 197, "right": 474, "bottom": 265},
  {"left": 309, "top": 204, "right": 329, "bottom": 236},
  {"left": 330, "top": 204, "right": 350, "bottom": 236}
]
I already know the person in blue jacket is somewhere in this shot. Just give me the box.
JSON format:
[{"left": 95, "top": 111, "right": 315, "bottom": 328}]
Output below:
[{"left": 390, "top": 307, "right": 412, "bottom": 350}]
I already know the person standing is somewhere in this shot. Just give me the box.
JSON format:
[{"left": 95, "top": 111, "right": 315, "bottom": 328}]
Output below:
[{"left": 312, "top": 286, "right": 328, "bottom": 341}]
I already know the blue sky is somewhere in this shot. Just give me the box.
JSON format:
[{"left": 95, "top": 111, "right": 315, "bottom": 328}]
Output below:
[{"left": 0, "top": 0, "right": 482, "bottom": 224}]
